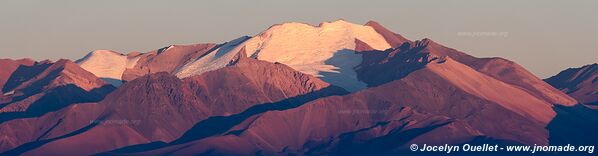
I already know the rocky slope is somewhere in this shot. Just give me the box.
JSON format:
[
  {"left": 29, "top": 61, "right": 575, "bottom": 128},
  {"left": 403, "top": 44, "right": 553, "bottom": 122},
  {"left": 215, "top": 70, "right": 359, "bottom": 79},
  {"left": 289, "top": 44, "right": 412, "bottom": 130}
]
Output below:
[
  {"left": 0, "top": 59, "right": 114, "bottom": 151},
  {"left": 0, "top": 20, "right": 595, "bottom": 155},
  {"left": 0, "top": 59, "right": 35, "bottom": 94},
  {"left": 13, "top": 55, "right": 346, "bottom": 155},
  {"left": 76, "top": 43, "right": 217, "bottom": 86},
  {"left": 133, "top": 57, "right": 553, "bottom": 155},
  {"left": 122, "top": 43, "right": 217, "bottom": 82},
  {"left": 545, "top": 64, "right": 598, "bottom": 105}
]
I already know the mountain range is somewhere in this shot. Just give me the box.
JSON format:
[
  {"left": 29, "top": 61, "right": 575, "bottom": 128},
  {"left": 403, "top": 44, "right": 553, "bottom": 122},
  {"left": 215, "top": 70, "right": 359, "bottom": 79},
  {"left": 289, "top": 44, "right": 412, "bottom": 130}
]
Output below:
[
  {"left": 545, "top": 64, "right": 598, "bottom": 106},
  {"left": 0, "top": 20, "right": 596, "bottom": 155}
]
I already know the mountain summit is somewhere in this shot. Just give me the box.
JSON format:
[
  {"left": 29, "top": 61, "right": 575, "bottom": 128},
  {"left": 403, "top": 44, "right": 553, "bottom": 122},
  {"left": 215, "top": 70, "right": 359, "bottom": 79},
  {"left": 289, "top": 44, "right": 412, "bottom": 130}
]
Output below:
[
  {"left": 1, "top": 20, "right": 595, "bottom": 155},
  {"left": 177, "top": 20, "right": 392, "bottom": 91}
]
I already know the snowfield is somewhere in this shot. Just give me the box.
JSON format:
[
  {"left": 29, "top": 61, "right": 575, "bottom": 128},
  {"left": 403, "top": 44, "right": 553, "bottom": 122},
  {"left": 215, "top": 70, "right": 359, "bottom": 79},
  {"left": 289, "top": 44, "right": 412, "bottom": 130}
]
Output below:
[
  {"left": 78, "top": 20, "right": 392, "bottom": 91},
  {"left": 76, "top": 50, "right": 141, "bottom": 86},
  {"left": 177, "top": 20, "right": 391, "bottom": 91},
  {"left": 175, "top": 36, "right": 250, "bottom": 78}
]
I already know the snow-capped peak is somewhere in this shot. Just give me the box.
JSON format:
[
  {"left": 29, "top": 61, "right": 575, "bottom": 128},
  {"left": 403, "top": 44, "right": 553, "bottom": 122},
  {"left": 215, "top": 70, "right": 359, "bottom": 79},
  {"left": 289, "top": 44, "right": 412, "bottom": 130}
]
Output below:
[
  {"left": 77, "top": 50, "right": 141, "bottom": 86},
  {"left": 176, "top": 20, "right": 392, "bottom": 91}
]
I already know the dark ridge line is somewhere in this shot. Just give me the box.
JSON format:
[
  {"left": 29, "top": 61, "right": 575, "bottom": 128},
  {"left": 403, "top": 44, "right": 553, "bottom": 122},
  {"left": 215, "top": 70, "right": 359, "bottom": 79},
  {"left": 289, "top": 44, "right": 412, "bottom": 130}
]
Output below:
[
  {"left": 0, "top": 113, "right": 112, "bottom": 156},
  {"left": 101, "top": 85, "right": 348, "bottom": 154}
]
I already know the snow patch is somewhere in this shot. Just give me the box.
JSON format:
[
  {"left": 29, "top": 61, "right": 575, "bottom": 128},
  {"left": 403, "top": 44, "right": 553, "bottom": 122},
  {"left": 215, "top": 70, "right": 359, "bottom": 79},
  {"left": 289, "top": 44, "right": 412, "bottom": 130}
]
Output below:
[
  {"left": 175, "top": 36, "right": 250, "bottom": 78},
  {"left": 77, "top": 50, "right": 142, "bottom": 85},
  {"left": 3, "top": 90, "right": 15, "bottom": 96}
]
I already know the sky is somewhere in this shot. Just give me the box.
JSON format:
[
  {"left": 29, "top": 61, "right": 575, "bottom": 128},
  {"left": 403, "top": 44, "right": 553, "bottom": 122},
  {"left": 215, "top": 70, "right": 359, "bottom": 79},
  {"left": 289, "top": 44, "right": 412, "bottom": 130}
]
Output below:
[{"left": 0, "top": 0, "right": 596, "bottom": 78}]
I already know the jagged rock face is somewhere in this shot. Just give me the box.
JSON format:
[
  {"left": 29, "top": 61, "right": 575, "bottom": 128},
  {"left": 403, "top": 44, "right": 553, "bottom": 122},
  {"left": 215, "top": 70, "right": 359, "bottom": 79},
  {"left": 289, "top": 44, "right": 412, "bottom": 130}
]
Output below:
[
  {"left": 20, "top": 57, "right": 347, "bottom": 155},
  {"left": 545, "top": 64, "right": 598, "bottom": 105}
]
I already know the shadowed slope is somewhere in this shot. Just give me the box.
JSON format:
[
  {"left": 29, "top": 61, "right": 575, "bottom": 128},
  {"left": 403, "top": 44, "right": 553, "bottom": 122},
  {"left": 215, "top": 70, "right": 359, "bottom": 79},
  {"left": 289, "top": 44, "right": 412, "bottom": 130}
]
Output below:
[
  {"left": 0, "top": 103, "right": 106, "bottom": 153},
  {"left": 0, "top": 60, "right": 114, "bottom": 123},
  {"left": 2, "top": 60, "right": 50, "bottom": 94},
  {"left": 0, "top": 60, "right": 114, "bottom": 152},
  {"left": 131, "top": 57, "right": 552, "bottom": 155},
  {"left": 401, "top": 38, "right": 577, "bottom": 106},
  {"left": 548, "top": 104, "right": 598, "bottom": 146},
  {"left": 0, "top": 59, "right": 35, "bottom": 94},
  {"left": 20, "top": 56, "right": 347, "bottom": 155},
  {"left": 545, "top": 64, "right": 598, "bottom": 105},
  {"left": 0, "top": 20, "right": 591, "bottom": 156}
]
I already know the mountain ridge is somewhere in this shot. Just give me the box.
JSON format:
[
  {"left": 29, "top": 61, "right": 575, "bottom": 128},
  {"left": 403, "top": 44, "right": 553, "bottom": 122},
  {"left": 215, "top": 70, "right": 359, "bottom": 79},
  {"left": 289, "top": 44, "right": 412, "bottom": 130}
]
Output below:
[
  {"left": 546, "top": 63, "right": 598, "bottom": 105},
  {"left": 0, "top": 20, "right": 595, "bottom": 155}
]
